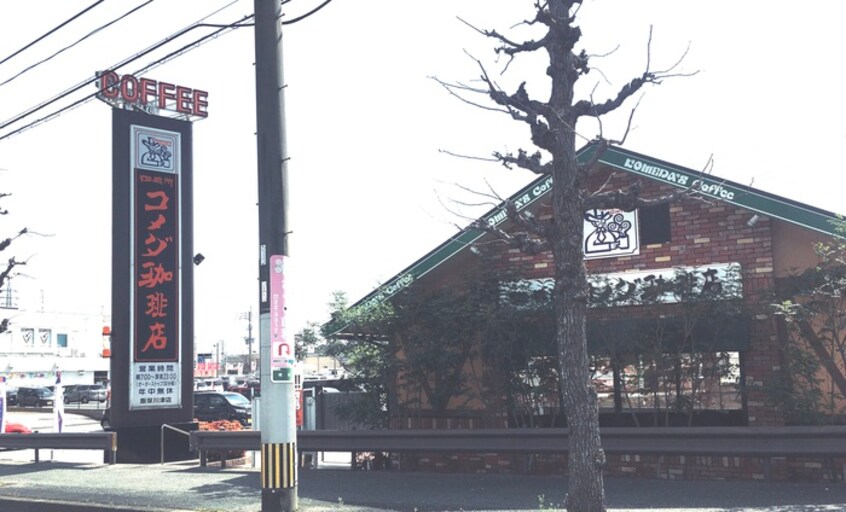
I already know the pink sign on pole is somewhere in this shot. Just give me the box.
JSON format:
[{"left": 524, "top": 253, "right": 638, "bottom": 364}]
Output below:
[{"left": 269, "top": 255, "right": 293, "bottom": 382}]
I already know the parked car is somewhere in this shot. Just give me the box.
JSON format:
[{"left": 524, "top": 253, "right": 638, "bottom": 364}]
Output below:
[
  {"left": 63, "top": 384, "right": 108, "bottom": 404},
  {"left": 194, "top": 391, "right": 252, "bottom": 427},
  {"left": 230, "top": 380, "right": 261, "bottom": 399},
  {"left": 5, "top": 387, "right": 18, "bottom": 406},
  {"left": 222, "top": 376, "right": 248, "bottom": 391},
  {"left": 16, "top": 386, "right": 55, "bottom": 407},
  {"left": 194, "top": 378, "right": 225, "bottom": 393}
]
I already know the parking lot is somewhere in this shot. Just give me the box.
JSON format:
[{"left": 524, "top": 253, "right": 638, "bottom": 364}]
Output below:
[{"left": 0, "top": 410, "right": 106, "bottom": 464}]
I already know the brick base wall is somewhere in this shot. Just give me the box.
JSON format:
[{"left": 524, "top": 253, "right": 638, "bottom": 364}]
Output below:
[{"left": 392, "top": 452, "right": 846, "bottom": 482}]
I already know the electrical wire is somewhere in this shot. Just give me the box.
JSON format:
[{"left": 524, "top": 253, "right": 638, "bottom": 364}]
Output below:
[
  {"left": 0, "top": 0, "right": 329, "bottom": 141},
  {"left": 0, "top": 15, "right": 254, "bottom": 142},
  {"left": 281, "top": 0, "right": 335, "bottom": 25},
  {"left": 0, "top": 1, "right": 157, "bottom": 90},
  {"left": 0, "top": 0, "right": 107, "bottom": 66},
  {"left": 0, "top": 0, "right": 246, "bottom": 134}
]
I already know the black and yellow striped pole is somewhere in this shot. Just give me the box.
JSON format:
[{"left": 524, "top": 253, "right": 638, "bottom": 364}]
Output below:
[
  {"left": 255, "top": 0, "right": 297, "bottom": 509},
  {"left": 261, "top": 442, "right": 297, "bottom": 490}
]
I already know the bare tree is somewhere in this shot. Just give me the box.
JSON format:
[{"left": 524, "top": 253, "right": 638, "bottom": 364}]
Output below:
[
  {"left": 436, "top": 3, "right": 696, "bottom": 510},
  {"left": 0, "top": 191, "right": 27, "bottom": 334}
]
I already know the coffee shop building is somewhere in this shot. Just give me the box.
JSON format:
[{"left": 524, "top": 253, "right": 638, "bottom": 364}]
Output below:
[{"left": 331, "top": 145, "right": 846, "bottom": 479}]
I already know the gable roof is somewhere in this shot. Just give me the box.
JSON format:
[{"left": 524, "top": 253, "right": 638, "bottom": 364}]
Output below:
[{"left": 326, "top": 144, "right": 843, "bottom": 335}]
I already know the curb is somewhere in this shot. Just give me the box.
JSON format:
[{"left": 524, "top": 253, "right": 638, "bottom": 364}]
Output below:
[{"left": 0, "top": 496, "right": 195, "bottom": 512}]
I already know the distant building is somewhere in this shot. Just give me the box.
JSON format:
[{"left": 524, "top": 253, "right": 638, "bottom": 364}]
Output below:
[{"left": 0, "top": 298, "right": 111, "bottom": 389}]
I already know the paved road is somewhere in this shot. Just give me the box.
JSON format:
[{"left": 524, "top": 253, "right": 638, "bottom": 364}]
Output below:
[
  {"left": 2, "top": 460, "right": 846, "bottom": 512},
  {"left": 2, "top": 411, "right": 846, "bottom": 511}
]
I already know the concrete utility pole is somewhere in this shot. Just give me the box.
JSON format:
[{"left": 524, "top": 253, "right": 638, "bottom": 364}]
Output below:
[
  {"left": 254, "top": 1, "right": 297, "bottom": 511},
  {"left": 242, "top": 309, "right": 255, "bottom": 375}
]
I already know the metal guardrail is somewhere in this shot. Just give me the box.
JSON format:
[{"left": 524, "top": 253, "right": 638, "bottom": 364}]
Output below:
[
  {"left": 161, "top": 424, "right": 192, "bottom": 465},
  {"left": 0, "top": 432, "right": 117, "bottom": 464},
  {"left": 189, "top": 426, "right": 846, "bottom": 468}
]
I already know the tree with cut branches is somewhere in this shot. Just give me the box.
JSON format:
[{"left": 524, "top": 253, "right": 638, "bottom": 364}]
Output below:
[
  {"left": 0, "top": 191, "right": 27, "bottom": 334},
  {"left": 435, "top": 3, "right": 696, "bottom": 510}
]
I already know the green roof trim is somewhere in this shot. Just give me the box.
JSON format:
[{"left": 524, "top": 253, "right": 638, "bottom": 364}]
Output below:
[
  {"left": 326, "top": 145, "right": 843, "bottom": 335},
  {"left": 595, "top": 146, "right": 842, "bottom": 237}
]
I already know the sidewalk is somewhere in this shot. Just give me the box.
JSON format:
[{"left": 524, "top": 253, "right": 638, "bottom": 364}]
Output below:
[
  {"left": 2, "top": 411, "right": 846, "bottom": 511},
  {"left": 1, "top": 458, "right": 846, "bottom": 512}
]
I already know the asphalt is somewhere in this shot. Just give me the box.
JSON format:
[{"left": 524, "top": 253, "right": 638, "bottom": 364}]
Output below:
[
  {"left": 2, "top": 459, "right": 846, "bottom": 512},
  {"left": 2, "top": 411, "right": 846, "bottom": 511}
]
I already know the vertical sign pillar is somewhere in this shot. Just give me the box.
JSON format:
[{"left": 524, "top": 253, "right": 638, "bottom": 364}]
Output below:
[{"left": 254, "top": 0, "right": 296, "bottom": 510}]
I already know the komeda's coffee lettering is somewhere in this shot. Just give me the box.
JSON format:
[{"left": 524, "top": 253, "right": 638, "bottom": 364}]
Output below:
[{"left": 97, "top": 71, "right": 208, "bottom": 118}]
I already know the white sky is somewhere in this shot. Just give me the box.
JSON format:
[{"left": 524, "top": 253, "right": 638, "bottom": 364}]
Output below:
[{"left": 1, "top": 1, "right": 844, "bottom": 357}]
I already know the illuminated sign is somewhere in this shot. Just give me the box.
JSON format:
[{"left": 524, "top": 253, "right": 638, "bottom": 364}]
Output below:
[
  {"left": 96, "top": 71, "right": 208, "bottom": 119},
  {"left": 130, "top": 124, "right": 182, "bottom": 410}
]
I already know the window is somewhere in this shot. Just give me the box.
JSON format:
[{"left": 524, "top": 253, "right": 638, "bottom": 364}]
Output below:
[
  {"left": 57, "top": 333, "right": 68, "bottom": 348},
  {"left": 639, "top": 203, "right": 671, "bottom": 245},
  {"left": 592, "top": 351, "right": 742, "bottom": 412}
]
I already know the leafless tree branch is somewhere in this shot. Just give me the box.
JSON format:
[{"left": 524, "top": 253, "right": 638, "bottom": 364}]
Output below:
[
  {"left": 430, "top": 75, "right": 509, "bottom": 115},
  {"left": 438, "top": 148, "right": 500, "bottom": 164}
]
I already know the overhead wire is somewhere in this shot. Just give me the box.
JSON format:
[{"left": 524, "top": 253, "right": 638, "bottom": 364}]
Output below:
[
  {"left": 0, "top": 0, "right": 246, "bottom": 135},
  {"left": 0, "top": 0, "right": 157, "bottom": 89},
  {"left": 0, "top": 0, "right": 332, "bottom": 142},
  {"left": 281, "top": 0, "right": 334, "bottom": 25},
  {"left": 0, "top": 0, "right": 107, "bottom": 66},
  {"left": 0, "top": 14, "right": 254, "bottom": 142}
]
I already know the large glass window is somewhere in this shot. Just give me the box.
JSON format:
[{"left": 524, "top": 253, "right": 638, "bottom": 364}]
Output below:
[{"left": 592, "top": 352, "right": 742, "bottom": 413}]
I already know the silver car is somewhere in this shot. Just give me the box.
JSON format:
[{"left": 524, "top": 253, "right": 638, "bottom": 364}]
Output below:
[{"left": 63, "top": 384, "right": 107, "bottom": 404}]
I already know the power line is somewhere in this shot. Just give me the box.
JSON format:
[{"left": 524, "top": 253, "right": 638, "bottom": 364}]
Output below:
[
  {"left": 281, "top": 0, "right": 335, "bottom": 25},
  {"left": 0, "top": 0, "right": 330, "bottom": 141},
  {"left": 0, "top": 0, "right": 246, "bottom": 135},
  {"left": 0, "top": 1, "right": 157, "bottom": 90},
  {"left": 0, "top": 15, "right": 254, "bottom": 142},
  {"left": 0, "top": 0, "right": 107, "bottom": 66}
]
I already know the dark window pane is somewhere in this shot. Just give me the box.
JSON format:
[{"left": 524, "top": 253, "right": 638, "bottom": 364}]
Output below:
[{"left": 640, "top": 203, "right": 671, "bottom": 245}]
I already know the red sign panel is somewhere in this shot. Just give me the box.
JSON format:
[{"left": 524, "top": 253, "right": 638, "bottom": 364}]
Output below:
[
  {"left": 295, "top": 388, "right": 303, "bottom": 427},
  {"left": 134, "top": 169, "right": 180, "bottom": 362}
]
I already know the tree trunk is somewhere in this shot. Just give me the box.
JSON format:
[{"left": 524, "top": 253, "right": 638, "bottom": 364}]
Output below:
[{"left": 551, "top": 139, "right": 606, "bottom": 512}]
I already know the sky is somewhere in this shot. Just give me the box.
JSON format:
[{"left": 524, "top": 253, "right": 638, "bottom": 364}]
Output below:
[{"left": 1, "top": 1, "right": 845, "bottom": 358}]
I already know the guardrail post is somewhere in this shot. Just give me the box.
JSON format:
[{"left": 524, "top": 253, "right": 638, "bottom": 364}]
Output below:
[{"left": 111, "top": 433, "right": 117, "bottom": 465}]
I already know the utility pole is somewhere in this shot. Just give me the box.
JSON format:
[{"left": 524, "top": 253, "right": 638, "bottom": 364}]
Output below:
[
  {"left": 215, "top": 342, "right": 220, "bottom": 378},
  {"left": 255, "top": 1, "right": 297, "bottom": 510},
  {"left": 242, "top": 309, "right": 255, "bottom": 375}
]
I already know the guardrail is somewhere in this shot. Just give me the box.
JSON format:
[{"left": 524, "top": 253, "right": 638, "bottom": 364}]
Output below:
[
  {"left": 189, "top": 426, "right": 846, "bottom": 471},
  {"left": 0, "top": 432, "right": 118, "bottom": 464},
  {"left": 161, "top": 424, "right": 192, "bottom": 465}
]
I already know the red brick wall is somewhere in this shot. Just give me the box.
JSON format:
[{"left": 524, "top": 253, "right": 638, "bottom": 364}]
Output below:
[
  {"left": 481, "top": 177, "right": 784, "bottom": 425},
  {"left": 392, "top": 451, "right": 846, "bottom": 482}
]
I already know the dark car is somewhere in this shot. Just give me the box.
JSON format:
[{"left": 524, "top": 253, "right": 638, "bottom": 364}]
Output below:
[
  {"left": 17, "top": 386, "right": 55, "bottom": 407},
  {"left": 194, "top": 391, "right": 252, "bottom": 427},
  {"left": 5, "top": 387, "right": 17, "bottom": 406}
]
